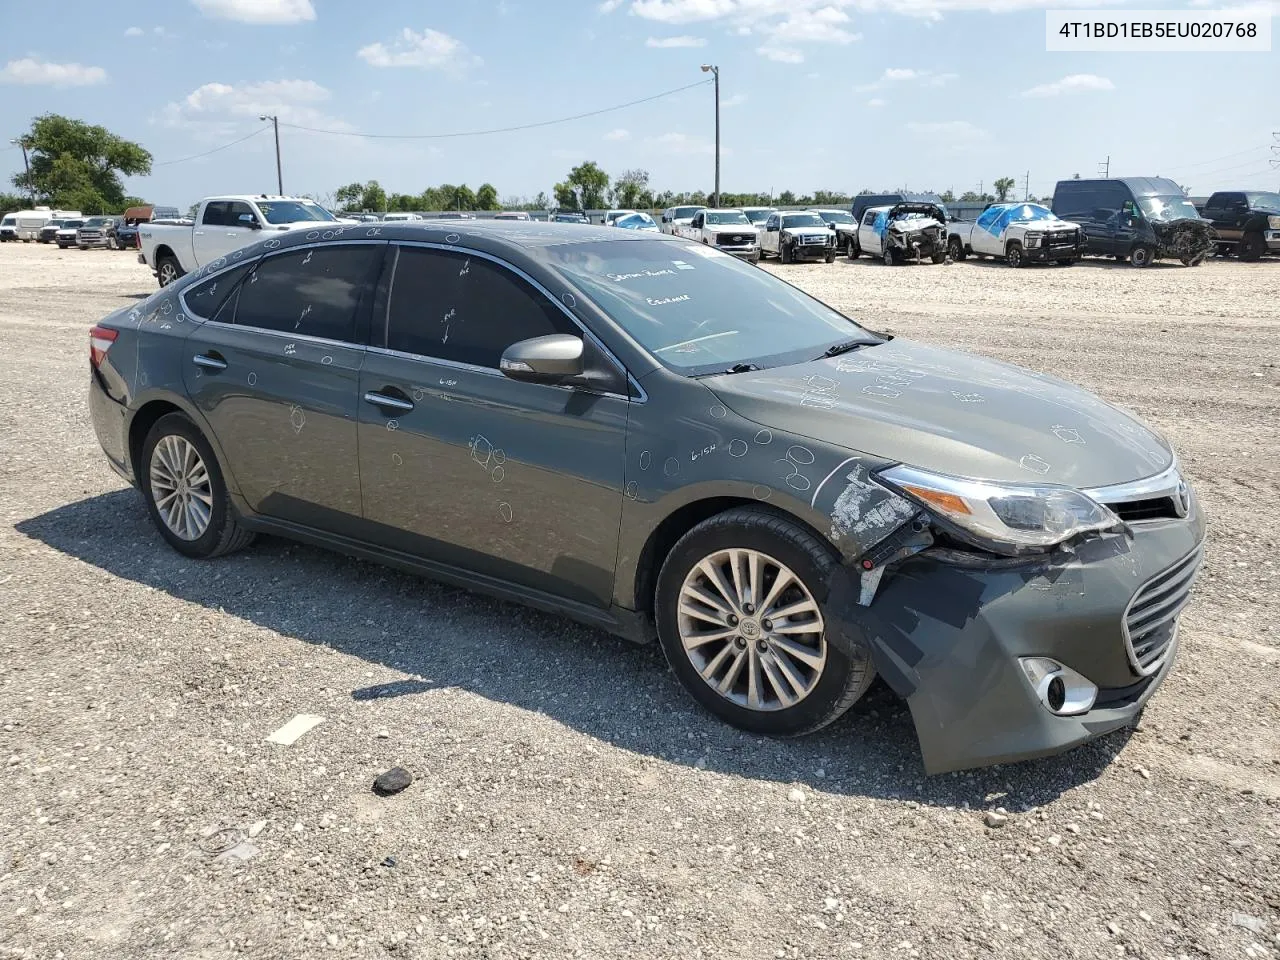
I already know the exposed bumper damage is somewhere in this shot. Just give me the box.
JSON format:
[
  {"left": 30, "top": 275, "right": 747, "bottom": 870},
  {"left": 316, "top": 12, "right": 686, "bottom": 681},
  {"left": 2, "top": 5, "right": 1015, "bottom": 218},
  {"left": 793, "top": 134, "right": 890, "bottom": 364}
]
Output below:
[
  {"left": 822, "top": 474, "right": 1206, "bottom": 775},
  {"left": 884, "top": 204, "right": 949, "bottom": 263},
  {"left": 1155, "top": 218, "right": 1216, "bottom": 265}
]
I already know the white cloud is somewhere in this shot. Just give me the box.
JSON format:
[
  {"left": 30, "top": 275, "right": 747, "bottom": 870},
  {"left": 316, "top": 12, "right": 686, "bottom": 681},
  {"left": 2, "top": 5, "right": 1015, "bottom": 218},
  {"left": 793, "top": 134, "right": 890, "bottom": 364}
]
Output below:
[
  {"left": 604, "top": 128, "right": 631, "bottom": 140},
  {"left": 191, "top": 0, "right": 316, "bottom": 23},
  {"left": 906, "top": 120, "right": 986, "bottom": 139},
  {"left": 124, "top": 26, "right": 144, "bottom": 36},
  {"left": 598, "top": 0, "right": 625, "bottom": 10},
  {"left": 758, "top": 45, "right": 804, "bottom": 62},
  {"left": 867, "top": 97, "right": 885, "bottom": 107},
  {"left": 770, "top": 6, "right": 860, "bottom": 43},
  {"left": 161, "top": 78, "right": 350, "bottom": 136},
  {"left": 646, "top": 34, "right": 707, "bottom": 46},
  {"left": 856, "top": 67, "right": 956, "bottom": 92},
  {"left": 0, "top": 58, "right": 108, "bottom": 86},
  {"left": 722, "top": 92, "right": 748, "bottom": 107},
  {"left": 1019, "top": 73, "right": 1114, "bottom": 97},
  {"left": 628, "top": 0, "right": 737, "bottom": 21},
  {"left": 358, "top": 27, "right": 480, "bottom": 71},
  {"left": 646, "top": 132, "right": 727, "bottom": 155}
]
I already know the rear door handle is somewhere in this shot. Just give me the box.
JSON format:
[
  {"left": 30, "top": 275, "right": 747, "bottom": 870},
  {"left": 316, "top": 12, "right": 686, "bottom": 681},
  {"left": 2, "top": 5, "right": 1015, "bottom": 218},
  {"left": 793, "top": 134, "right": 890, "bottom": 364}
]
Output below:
[
  {"left": 363, "top": 391, "right": 414, "bottom": 413},
  {"left": 193, "top": 353, "right": 228, "bottom": 371}
]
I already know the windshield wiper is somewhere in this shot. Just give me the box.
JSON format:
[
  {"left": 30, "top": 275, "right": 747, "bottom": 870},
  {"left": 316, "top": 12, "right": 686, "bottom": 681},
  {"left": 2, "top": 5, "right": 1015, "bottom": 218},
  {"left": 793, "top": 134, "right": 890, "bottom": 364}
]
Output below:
[
  {"left": 724, "top": 362, "right": 761, "bottom": 374},
  {"left": 817, "top": 340, "right": 869, "bottom": 359}
]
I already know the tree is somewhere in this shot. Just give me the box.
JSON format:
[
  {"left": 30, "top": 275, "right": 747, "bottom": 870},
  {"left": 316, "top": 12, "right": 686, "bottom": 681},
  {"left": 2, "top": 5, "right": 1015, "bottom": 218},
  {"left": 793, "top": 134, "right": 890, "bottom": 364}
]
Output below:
[
  {"left": 777, "top": 190, "right": 796, "bottom": 205},
  {"left": 960, "top": 191, "right": 980, "bottom": 202},
  {"left": 335, "top": 182, "right": 364, "bottom": 210},
  {"left": 0, "top": 191, "right": 28, "bottom": 212},
  {"left": 533, "top": 191, "right": 548, "bottom": 211},
  {"left": 359, "top": 180, "right": 387, "bottom": 212},
  {"left": 475, "top": 183, "right": 500, "bottom": 210},
  {"left": 812, "top": 190, "right": 850, "bottom": 206},
  {"left": 552, "top": 181, "right": 579, "bottom": 210},
  {"left": 939, "top": 189, "right": 956, "bottom": 203},
  {"left": 613, "top": 168, "right": 650, "bottom": 209},
  {"left": 566, "top": 161, "right": 610, "bottom": 210},
  {"left": 992, "top": 177, "right": 1016, "bottom": 202},
  {"left": 11, "top": 114, "right": 151, "bottom": 212}
]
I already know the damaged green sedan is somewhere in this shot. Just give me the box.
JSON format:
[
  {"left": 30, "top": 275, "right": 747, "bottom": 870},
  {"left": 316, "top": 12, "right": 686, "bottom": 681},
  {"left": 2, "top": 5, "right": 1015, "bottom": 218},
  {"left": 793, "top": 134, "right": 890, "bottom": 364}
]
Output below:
[{"left": 88, "top": 221, "right": 1204, "bottom": 774}]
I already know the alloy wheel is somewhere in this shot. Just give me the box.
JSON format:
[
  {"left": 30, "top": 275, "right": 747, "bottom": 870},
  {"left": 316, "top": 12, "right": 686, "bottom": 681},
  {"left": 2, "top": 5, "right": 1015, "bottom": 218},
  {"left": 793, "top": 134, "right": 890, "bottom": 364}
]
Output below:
[
  {"left": 676, "top": 548, "right": 827, "bottom": 712},
  {"left": 158, "top": 262, "right": 178, "bottom": 286},
  {"left": 149, "top": 435, "right": 213, "bottom": 541}
]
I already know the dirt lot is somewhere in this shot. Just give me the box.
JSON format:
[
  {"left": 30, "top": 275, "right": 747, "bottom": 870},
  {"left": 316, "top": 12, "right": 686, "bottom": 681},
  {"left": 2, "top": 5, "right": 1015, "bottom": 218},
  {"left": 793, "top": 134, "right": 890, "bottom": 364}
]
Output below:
[{"left": 1, "top": 241, "right": 1277, "bottom": 960}]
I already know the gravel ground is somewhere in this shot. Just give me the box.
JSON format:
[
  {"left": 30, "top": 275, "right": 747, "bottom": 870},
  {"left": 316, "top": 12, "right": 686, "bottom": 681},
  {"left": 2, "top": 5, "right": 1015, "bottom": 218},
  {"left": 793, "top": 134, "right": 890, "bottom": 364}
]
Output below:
[{"left": 1, "top": 242, "right": 1277, "bottom": 960}]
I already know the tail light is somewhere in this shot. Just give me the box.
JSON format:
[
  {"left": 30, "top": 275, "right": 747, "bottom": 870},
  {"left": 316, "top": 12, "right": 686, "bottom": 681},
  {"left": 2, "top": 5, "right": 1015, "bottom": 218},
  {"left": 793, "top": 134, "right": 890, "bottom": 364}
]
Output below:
[{"left": 90, "top": 325, "right": 118, "bottom": 368}]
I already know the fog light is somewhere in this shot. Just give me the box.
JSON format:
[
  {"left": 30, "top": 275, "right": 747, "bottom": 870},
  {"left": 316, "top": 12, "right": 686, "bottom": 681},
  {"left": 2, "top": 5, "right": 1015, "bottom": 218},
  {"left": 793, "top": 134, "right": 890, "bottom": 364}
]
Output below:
[{"left": 1018, "top": 657, "right": 1097, "bottom": 716}]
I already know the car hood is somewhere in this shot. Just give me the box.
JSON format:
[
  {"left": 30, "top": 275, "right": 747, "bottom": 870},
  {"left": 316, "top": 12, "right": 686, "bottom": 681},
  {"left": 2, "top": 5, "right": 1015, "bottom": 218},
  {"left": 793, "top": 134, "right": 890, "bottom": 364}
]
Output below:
[
  {"left": 889, "top": 217, "right": 944, "bottom": 233},
  {"left": 706, "top": 338, "right": 1173, "bottom": 489}
]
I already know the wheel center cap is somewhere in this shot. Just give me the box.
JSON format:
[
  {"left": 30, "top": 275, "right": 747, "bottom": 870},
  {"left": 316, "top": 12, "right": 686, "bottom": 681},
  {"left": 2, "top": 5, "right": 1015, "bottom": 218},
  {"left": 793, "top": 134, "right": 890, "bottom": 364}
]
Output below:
[{"left": 740, "top": 619, "right": 761, "bottom": 639}]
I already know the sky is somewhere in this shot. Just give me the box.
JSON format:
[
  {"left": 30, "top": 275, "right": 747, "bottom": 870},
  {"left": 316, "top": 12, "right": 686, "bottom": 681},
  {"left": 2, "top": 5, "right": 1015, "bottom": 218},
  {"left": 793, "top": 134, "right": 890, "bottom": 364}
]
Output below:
[{"left": 1, "top": 0, "right": 1276, "bottom": 209}]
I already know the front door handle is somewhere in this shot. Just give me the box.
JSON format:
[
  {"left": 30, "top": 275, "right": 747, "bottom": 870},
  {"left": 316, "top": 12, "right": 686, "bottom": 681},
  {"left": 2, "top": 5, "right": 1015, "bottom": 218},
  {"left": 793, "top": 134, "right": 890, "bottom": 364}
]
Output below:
[
  {"left": 193, "top": 353, "right": 228, "bottom": 371},
  {"left": 363, "top": 391, "right": 414, "bottom": 413}
]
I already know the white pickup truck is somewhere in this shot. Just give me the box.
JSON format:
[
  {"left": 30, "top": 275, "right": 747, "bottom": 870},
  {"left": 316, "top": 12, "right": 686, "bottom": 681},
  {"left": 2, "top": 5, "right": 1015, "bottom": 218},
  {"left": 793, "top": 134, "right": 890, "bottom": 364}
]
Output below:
[
  {"left": 675, "top": 208, "right": 760, "bottom": 261},
  {"left": 946, "top": 201, "right": 1084, "bottom": 267},
  {"left": 138, "top": 195, "right": 352, "bottom": 286}
]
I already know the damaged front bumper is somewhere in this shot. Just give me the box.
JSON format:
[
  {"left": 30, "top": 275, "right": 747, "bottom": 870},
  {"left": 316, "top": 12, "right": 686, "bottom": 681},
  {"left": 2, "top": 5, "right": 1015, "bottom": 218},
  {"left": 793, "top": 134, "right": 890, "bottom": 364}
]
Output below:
[{"left": 827, "top": 502, "right": 1205, "bottom": 775}]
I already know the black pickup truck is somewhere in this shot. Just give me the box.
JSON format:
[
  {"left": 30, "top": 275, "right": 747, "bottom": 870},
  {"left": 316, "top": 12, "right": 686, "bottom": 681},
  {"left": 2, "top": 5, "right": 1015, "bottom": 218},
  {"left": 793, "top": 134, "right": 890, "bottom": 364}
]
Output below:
[{"left": 1196, "top": 190, "right": 1280, "bottom": 261}]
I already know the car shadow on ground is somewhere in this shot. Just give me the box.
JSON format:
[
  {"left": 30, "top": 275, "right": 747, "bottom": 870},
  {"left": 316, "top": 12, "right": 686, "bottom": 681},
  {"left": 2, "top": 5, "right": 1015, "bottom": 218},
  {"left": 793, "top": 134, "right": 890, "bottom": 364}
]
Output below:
[{"left": 17, "top": 490, "right": 1136, "bottom": 810}]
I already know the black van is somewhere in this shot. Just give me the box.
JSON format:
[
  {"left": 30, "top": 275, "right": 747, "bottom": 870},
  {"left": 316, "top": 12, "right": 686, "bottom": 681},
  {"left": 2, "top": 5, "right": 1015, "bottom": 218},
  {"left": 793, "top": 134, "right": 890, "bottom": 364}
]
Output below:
[{"left": 1051, "top": 177, "right": 1215, "bottom": 267}]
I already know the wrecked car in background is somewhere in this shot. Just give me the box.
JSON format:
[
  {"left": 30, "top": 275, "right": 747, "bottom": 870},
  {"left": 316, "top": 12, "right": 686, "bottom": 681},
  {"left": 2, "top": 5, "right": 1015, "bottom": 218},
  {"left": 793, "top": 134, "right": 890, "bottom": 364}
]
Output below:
[
  {"left": 1051, "top": 177, "right": 1215, "bottom": 267},
  {"left": 89, "top": 221, "right": 1203, "bottom": 775},
  {"left": 855, "top": 203, "right": 949, "bottom": 265},
  {"left": 948, "top": 202, "right": 1085, "bottom": 266}
]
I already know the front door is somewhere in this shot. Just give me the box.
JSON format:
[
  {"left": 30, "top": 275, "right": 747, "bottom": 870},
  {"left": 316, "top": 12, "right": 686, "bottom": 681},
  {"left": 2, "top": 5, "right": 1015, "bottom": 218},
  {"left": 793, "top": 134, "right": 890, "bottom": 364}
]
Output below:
[
  {"left": 182, "top": 241, "right": 385, "bottom": 529},
  {"left": 357, "top": 244, "right": 628, "bottom": 607}
]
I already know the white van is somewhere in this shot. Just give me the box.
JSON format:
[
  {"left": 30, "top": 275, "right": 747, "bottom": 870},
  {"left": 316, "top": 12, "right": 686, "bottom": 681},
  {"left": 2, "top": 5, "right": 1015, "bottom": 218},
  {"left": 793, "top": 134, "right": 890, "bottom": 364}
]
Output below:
[{"left": 14, "top": 206, "right": 82, "bottom": 242}]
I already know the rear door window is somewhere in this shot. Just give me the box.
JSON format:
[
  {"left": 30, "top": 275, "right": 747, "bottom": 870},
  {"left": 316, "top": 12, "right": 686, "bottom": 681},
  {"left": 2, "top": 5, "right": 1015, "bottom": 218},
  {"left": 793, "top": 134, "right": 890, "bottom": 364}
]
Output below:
[
  {"left": 233, "top": 244, "right": 381, "bottom": 341},
  {"left": 183, "top": 263, "right": 257, "bottom": 321},
  {"left": 201, "top": 202, "right": 227, "bottom": 226},
  {"left": 384, "top": 246, "right": 574, "bottom": 368}
]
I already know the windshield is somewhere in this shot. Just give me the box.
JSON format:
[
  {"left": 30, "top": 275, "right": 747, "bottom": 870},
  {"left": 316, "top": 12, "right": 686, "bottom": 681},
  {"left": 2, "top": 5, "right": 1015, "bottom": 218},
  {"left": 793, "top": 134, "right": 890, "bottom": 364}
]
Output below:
[
  {"left": 616, "top": 213, "right": 656, "bottom": 228},
  {"left": 46, "top": 220, "right": 65, "bottom": 228},
  {"left": 673, "top": 206, "right": 703, "bottom": 219},
  {"left": 781, "top": 213, "right": 826, "bottom": 229},
  {"left": 1136, "top": 196, "right": 1200, "bottom": 222},
  {"left": 545, "top": 239, "right": 879, "bottom": 376},
  {"left": 60, "top": 220, "right": 84, "bottom": 229},
  {"left": 816, "top": 210, "right": 855, "bottom": 224},
  {"left": 1005, "top": 204, "right": 1056, "bottom": 222},
  {"left": 84, "top": 217, "right": 110, "bottom": 227},
  {"left": 704, "top": 211, "right": 750, "bottom": 226},
  {"left": 1, "top": 216, "right": 15, "bottom": 226},
  {"left": 743, "top": 208, "right": 773, "bottom": 222},
  {"left": 1246, "top": 192, "right": 1280, "bottom": 211},
  {"left": 257, "top": 200, "right": 335, "bottom": 224}
]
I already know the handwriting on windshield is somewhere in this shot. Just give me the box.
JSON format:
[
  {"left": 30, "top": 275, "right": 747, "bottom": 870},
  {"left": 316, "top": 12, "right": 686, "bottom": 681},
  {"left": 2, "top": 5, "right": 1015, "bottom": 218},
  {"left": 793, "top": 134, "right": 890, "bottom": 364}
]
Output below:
[{"left": 646, "top": 294, "right": 691, "bottom": 307}]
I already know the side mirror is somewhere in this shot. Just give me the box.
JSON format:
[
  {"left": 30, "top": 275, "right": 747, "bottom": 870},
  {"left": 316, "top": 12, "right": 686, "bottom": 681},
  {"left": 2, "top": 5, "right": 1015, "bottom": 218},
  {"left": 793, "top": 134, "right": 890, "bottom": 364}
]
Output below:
[{"left": 500, "top": 334, "right": 584, "bottom": 384}]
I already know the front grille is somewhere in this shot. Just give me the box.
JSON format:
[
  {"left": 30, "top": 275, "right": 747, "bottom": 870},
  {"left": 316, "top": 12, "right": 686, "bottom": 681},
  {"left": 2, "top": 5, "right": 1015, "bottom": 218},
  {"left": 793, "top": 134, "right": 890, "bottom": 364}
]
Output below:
[
  {"left": 1123, "top": 547, "right": 1202, "bottom": 675},
  {"left": 1110, "top": 496, "right": 1180, "bottom": 522},
  {"left": 716, "top": 232, "right": 753, "bottom": 245},
  {"left": 800, "top": 235, "right": 829, "bottom": 246},
  {"left": 1047, "top": 230, "right": 1079, "bottom": 248}
]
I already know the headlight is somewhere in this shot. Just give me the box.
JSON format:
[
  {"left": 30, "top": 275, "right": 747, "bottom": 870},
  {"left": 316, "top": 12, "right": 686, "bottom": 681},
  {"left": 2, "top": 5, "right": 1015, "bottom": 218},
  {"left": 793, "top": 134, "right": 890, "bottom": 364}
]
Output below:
[
  {"left": 877, "top": 464, "right": 1121, "bottom": 551},
  {"left": 1268, "top": 215, "right": 1280, "bottom": 230},
  {"left": 1024, "top": 231, "right": 1043, "bottom": 247}
]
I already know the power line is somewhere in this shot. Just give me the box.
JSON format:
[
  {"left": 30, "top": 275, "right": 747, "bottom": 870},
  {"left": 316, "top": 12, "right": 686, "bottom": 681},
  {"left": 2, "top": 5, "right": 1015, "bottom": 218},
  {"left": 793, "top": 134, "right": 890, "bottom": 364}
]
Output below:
[
  {"left": 153, "top": 126, "right": 268, "bottom": 167},
  {"left": 275, "top": 78, "right": 714, "bottom": 140},
  {"left": 1161, "top": 144, "right": 1269, "bottom": 173}
]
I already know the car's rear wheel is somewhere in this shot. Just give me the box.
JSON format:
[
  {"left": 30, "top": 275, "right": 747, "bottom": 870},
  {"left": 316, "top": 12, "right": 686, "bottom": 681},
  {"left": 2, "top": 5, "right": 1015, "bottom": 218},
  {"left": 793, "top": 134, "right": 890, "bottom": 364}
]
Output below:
[
  {"left": 1239, "top": 232, "right": 1265, "bottom": 262},
  {"left": 1129, "top": 244, "right": 1155, "bottom": 268},
  {"left": 141, "top": 413, "right": 254, "bottom": 559},
  {"left": 655, "top": 507, "right": 875, "bottom": 736},
  {"left": 156, "top": 255, "right": 183, "bottom": 287},
  {"left": 845, "top": 236, "right": 858, "bottom": 258},
  {"left": 1006, "top": 241, "right": 1024, "bottom": 267}
]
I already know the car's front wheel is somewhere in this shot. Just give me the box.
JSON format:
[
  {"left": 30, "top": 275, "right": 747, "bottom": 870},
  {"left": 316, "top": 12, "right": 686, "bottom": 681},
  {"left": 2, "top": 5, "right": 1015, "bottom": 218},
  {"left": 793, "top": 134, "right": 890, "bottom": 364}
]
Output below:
[
  {"left": 1006, "top": 241, "right": 1025, "bottom": 267},
  {"left": 883, "top": 246, "right": 896, "bottom": 266},
  {"left": 655, "top": 507, "right": 875, "bottom": 737},
  {"left": 779, "top": 242, "right": 791, "bottom": 264},
  {"left": 947, "top": 236, "right": 965, "bottom": 261},
  {"left": 1129, "top": 244, "right": 1155, "bottom": 268},
  {"left": 141, "top": 413, "right": 255, "bottom": 559}
]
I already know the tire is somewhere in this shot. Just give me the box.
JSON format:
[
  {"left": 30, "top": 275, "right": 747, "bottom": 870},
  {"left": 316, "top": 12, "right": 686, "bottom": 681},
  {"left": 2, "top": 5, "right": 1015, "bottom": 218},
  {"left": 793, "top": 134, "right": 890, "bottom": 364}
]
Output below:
[
  {"left": 824, "top": 249, "right": 836, "bottom": 263},
  {"left": 930, "top": 250, "right": 946, "bottom": 264},
  {"left": 779, "top": 242, "right": 791, "bottom": 265},
  {"left": 107, "top": 236, "right": 118, "bottom": 251},
  {"left": 156, "top": 254, "right": 183, "bottom": 287},
  {"left": 749, "top": 253, "right": 760, "bottom": 264},
  {"left": 947, "top": 236, "right": 965, "bottom": 261},
  {"left": 654, "top": 506, "right": 875, "bottom": 737},
  {"left": 1129, "top": 244, "right": 1155, "bottom": 268},
  {"left": 1057, "top": 258, "right": 1075, "bottom": 266},
  {"left": 1239, "top": 232, "right": 1265, "bottom": 262},
  {"left": 1006, "top": 242, "right": 1024, "bottom": 268},
  {"left": 883, "top": 246, "right": 896, "bottom": 266},
  {"left": 140, "top": 413, "right": 255, "bottom": 560},
  {"left": 846, "top": 236, "right": 861, "bottom": 259}
]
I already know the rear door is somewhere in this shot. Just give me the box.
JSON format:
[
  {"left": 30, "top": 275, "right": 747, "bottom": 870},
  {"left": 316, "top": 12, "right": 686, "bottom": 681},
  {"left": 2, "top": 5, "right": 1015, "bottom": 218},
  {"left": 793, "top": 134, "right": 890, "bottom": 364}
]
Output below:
[
  {"left": 182, "top": 241, "right": 385, "bottom": 531},
  {"left": 762, "top": 213, "right": 780, "bottom": 255},
  {"left": 357, "top": 243, "right": 629, "bottom": 606},
  {"left": 858, "top": 210, "right": 883, "bottom": 254}
]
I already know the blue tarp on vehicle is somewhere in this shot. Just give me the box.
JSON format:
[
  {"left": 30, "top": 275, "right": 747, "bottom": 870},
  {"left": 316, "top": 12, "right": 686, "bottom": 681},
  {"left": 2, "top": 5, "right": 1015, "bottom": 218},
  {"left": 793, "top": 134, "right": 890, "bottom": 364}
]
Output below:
[{"left": 976, "top": 203, "right": 1057, "bottom": 237}]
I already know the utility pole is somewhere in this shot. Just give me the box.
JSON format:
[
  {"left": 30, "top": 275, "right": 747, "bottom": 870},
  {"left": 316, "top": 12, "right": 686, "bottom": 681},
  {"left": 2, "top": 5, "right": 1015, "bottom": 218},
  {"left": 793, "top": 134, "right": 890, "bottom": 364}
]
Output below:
[
  {"left": 1024, "top": 170, "right": 1031, "bottom": 201},
  {"left": 978, "top": 180, "right": 983, "bottom": 198},
  {"left": 259, "top": 115, "right": 283, "bottom": 194},
  {"left": 10, "top": 137, "right": 32, "bottom": 204},
  {"left": 700, "top": 64, "right": 720, "bottom": 207},
  {"left": 1097, "top": 155, "right": 1110, "bottom": 178}
]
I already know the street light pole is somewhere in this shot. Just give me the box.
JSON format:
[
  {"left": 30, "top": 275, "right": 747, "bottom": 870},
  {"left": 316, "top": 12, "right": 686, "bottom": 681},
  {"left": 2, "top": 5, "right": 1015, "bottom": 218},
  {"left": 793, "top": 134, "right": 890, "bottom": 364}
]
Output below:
[
  {"left": 700, "top": 64, "right": 719, "bottom": 207},
  {"left": 10, "top": 138, "right": 32, "bottom": 204},
  {"left": 259, "top": 115, "right": 283, "bottom": 194}
]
